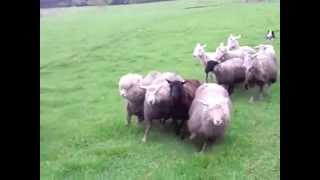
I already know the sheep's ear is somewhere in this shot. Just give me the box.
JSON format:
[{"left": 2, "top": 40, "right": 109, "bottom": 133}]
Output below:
[
  {"left": 219, "top": 42, "right": 224, "bottom": 47},
  {"left": 139, "top": 85, "right": 148, "bottom": 89},
  {"left": 203, "top": 44, "right": 207, "bottom": 48},
  {"left": 197, "top": 99, "right": 209, "bottom": 106},
  {"left": 236, "top": 34, "right": 241, "bottom": 39},
  {"left": 155, "top": 84, "right": 163, "bottom": 93},
  {"left": 251, "top": 54, "right": 258, "bottom": 59},
  {"left": 182, "top": 81, "right": 187, "bottom": 85},
  {"left": 166, "top": 79, "right": 172, "bottom": 84}
]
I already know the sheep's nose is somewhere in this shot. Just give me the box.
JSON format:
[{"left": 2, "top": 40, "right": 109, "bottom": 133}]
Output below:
[
  {"left": 120, "top": 91, "right": 126, "bottom": 97},
  {"left": 215, "top": 119, "right": 223, "bottom": 125},
  {"left": 150, "top": 99, "right": 155, "bottom": 105}
]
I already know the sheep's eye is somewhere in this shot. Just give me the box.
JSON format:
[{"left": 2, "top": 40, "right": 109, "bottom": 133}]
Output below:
[{"left": 126, "top": 84, "right": 134, "bottom": 90}]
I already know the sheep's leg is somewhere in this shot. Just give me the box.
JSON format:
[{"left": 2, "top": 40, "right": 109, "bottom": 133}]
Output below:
[
  {"left": 205, "top": 73, "right": 209, "bottom": 83},
  {"left": 142, "top": 120, "right": 151, "bottom": 143},
  {"left": 137, "top": 115, "right": 144, "bottom": 123},
  {"left": 221, "top": 84, "right": 229, "bottom": 91},
  {"left": 249, "top": 96, "right": 255, "bottom": 103},
  {"left": 189, "top": 133, "right": 196, "bottom": 140},
  {"left": 228, "top": 85, "right": 234, "bottom": 95},
  {"left": 200, "top": 142, "right": 208, "bottom": 153},
  {"left": 160, "top": 118, "right": 165, "bottom": 125},
  {"left": 263, "top": 84, "right": 271, "bottom": 97},
  {"left": 244, "top": 82, "right": 249, "bottom": 90},
  {"left": 210, "top": 73, "right": 214, "bottom": 83},
  {"left": 179, "top": 122, "right": 188, "bottom": 140},
  {"left": 201, "top": 137, "right": 216, "bottom": 152},
  {"left": 259, "top": 85, "right": 265, "bottom": 100},
  {"left": 244, "top": 84, "right": 249, "bottom": 90},
  {"left": 175, "top": 120, "right": 185, "bottom": 136},
  {"left": 126, "top": 111, "right": 132, "bottom": 126},
  {"left": 173, "top": 120, "right": 181, "bottom": 135}
]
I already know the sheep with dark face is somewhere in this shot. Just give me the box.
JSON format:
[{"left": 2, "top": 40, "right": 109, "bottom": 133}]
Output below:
[
  {"left": 119, "top": 73, "right": 145, "bottom": 125},
  {"left": 140, "top": 72, "right": 184, "bottom": 143},
  {"left": 205, "top": 60, "right": 220, "bottom": 83},
  {"left": 204, "top": 56, "right": 248, "bottom": 95},
  {"left": 188, "top": 83, "right": 232, "bottom": 152},
  {"left": 192, "top": 43, "right": 221, "bottom": 82},
  {"left": 166, "top": 79, "right": 202, "bottom": 136},
  {"left": 244, "top": 45, "right": 277, "bottom": 102}
]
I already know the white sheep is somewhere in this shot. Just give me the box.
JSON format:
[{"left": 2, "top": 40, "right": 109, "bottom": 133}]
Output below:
[
  {"left": 254, "top": 44, "right": 276, "bottom": 60},
  {"left": 244, "top": 45, "right": 277, "bottom": 102},
  {"left": 226, "top": 34, "right": 256, "bottom": 53},
  {"left": 227, "top": 34, "right": 241, "bottom": 50},
  {"left": 188, "top": 83, "right": 232, "bottom": 152},
  {"left": 118, "top": 73, "right": 145, "bottom": 125},
  {"left": 192, "top": 43, "right": 219, "bottom": 67}
]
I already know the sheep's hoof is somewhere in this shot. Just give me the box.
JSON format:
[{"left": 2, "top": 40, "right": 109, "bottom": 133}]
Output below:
[
  {"left": 249, "top": 96, "right": 254, "bottom": 103},
  {"left": 180, "top": 134, "right": 186, "bottom": 140},
  {"left": 142, "top": 137, "right": 147, "bottom": 143}
]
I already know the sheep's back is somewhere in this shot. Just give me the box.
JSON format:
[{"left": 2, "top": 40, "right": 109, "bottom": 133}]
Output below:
[
  {"left": 214, "top": 58, "right": 246, "bottom": 84},
  {"left": 119, "top": 73, "right": 143, "bottom": 89},
  {"left": 195, "top": 83, "right": 229, "bottom": 99},
  {"left": 144, "top": 99, "right": 172, "bottom": 121},
  {"left": 140, "top": 71, "right": 162, "bottom": 86}
]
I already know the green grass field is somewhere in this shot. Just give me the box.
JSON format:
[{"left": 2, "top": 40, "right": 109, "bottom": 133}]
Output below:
[{"left": 40, "top": 0, "right": 280, "bottom": 179}]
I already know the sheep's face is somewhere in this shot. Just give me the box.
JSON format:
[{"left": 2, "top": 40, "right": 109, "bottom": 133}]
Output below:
[
  {"left": 215, "top": 43, "right": 227, "bottom": 60},
  {"left": 255, "top": 45, "right": 274, "bottom": 53},
  {"left": 119, "top": 74, "right": 143, "bottom": 98},
  {"left": 193, "top": 43, "right": 206, "bottom": 59},
  {"left": 208, "top": 106, "right": 226, "bottom": 126},
  {"left": 227, "top": 34, "right": 241, "bottom": 50},
  {"left": 119, "top": 83, "right": 134, "bottom": 98},
  {"left": 167, "top": 80, "right": 186, "bottom": 101}
]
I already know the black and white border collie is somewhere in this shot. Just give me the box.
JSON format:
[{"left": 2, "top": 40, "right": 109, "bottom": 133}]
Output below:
[{"left": 266, "top": 30, "right": 275, "bottom": 40}]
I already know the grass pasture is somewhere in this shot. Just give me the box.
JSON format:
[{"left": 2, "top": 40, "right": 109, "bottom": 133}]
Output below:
[{"left": 40, "top": 0, "right": 280, "bottom": 179}]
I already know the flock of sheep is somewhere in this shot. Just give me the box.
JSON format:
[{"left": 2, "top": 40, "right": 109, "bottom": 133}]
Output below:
[{"left": 118, "top": 34, "right": 278, "bottom": 152}]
